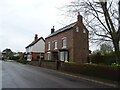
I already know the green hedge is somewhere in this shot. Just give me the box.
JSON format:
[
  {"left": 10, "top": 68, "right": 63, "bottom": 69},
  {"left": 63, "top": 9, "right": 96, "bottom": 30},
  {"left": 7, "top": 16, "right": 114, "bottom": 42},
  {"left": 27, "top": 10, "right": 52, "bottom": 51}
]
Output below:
[
  {"left": 44, "top": 60, "right": 56, "bottom": 62},
  {"left": 91, "top": 53, "right": 116, "bottom": 65},
  {"left": 60, "top": 63, "right": 120, "bottom": 81},
  {"left": 9, "top": 56, "right": 20, "bottom": 60},
  {"left": 32, "top": 58, "right": 39, "bottom": 61},
  {"left": 17, "top": 59, "right": 27, "bottom": 64}
]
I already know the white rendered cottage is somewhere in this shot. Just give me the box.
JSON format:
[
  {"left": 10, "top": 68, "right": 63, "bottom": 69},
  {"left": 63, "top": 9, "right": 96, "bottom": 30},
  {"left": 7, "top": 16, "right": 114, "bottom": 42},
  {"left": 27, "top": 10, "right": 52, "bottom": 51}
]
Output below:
[{"left": 25, "top": 34, "right": 45, "bottom": 61}]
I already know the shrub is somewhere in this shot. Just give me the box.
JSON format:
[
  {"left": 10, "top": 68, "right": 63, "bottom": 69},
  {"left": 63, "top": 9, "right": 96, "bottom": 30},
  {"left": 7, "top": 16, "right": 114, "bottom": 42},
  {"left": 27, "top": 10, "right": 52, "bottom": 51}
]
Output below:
[
  {"left": 44, "top": 60, "right": 56, "bottom": 62},
  {"left": 17, "top": 59, "right": 27, "bottom": 64},
  {"left": 91, "top": 53, "right": 116, "bottom": 65},
  {"left": 9, "top": 56, "right": 20, "bottom": 60},
  {"left": 32, "top": 58, "right": 39, "bottom": 61},
  {"left": 111, "top": 63, "right": 120, "bottom": 68},
  {"left": 65, "top": 62, "right": 78, "bottom": 64}
]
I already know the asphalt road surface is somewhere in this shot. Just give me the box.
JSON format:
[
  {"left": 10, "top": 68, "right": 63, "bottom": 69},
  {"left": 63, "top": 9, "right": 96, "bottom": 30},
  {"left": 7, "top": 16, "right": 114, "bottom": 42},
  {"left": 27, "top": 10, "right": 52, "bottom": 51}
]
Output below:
[{"left": 2, "top": 60, "right": 113, "bottom": 88}]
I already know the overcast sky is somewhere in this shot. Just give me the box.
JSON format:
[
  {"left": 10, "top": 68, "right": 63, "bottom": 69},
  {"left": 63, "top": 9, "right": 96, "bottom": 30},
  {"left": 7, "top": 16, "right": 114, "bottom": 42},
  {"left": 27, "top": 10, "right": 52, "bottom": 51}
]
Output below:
[
  {"left": 0, "top": 0, "right": 74, "bottom": 52},
  {"left": 0, "top": 0, "right": 101, "bottom": 53}
]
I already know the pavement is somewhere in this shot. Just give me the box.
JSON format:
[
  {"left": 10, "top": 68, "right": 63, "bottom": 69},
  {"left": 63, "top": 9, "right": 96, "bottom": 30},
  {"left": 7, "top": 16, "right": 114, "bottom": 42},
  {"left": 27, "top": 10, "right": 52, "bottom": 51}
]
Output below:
[{"left": 2, "top": 60, "right": 117, "bottom": 88}]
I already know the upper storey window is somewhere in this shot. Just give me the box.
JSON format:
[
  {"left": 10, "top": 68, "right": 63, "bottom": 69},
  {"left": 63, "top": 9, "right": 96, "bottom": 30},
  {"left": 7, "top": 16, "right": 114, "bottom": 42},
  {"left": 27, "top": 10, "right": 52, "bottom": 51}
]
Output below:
[
  {"left": 54, "top": 41, "right": 57, "bottom": 49},
  {"left": 48, "top": 42, "right": 50, "bottom": 50},
  {"left": 62, "top": 37, "right": 67, "bottom": 48},
  {"left": 76, "top": 26, "right": 79, "bottom": 32}
]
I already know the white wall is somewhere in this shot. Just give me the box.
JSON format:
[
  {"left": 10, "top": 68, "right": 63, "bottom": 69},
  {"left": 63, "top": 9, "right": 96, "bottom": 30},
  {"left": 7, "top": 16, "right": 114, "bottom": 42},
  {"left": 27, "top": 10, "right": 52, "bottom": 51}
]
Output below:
[
  {"left": 26, "top": 46, "right": 33, "bottom": 53},
  {"left": 26, "top": 48, "right": 29, "bottom": 53},
  {"left": 32, "top": 39, "right": 45, "bottom": 53}
]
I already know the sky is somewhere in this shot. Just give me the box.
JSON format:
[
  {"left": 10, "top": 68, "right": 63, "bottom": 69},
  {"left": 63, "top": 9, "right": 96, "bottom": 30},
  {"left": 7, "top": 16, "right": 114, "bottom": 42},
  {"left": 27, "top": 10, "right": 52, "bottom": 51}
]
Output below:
[
  {"left": 0, "top": 0, "right": 74, "bottom": 52},
  {"left": 0, "top": 0, "right": 102, "bottom": 53}
]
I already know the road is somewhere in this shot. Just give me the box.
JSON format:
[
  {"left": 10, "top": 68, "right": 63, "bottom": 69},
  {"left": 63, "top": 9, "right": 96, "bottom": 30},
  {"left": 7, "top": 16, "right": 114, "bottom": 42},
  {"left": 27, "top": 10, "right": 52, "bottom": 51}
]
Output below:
[{"left": 2, "top": 60, "right": 113, "bottom": 88}]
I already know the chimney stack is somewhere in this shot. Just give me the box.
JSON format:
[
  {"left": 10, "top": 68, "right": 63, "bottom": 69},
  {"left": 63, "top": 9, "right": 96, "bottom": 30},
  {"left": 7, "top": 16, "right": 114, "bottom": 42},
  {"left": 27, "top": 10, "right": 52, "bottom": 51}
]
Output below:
[
  {"left": 77, "top": 12, "right": 82, "bottom": 22},
  {"left": 34, "top": 34, "right": 38, "bottom": 41},
  {"left": 51, "top": 26, "right": 55, "bottom": 34}
]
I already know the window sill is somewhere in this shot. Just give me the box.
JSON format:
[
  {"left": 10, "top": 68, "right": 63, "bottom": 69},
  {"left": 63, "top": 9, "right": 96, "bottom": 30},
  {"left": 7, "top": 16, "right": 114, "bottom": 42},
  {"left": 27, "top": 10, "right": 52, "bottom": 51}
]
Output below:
[
  {"left": 54, "top": 48, "right": 58, "bottom": 50},
  {"left": 62, "top": 46, "right": 67, "bottom": 49}
]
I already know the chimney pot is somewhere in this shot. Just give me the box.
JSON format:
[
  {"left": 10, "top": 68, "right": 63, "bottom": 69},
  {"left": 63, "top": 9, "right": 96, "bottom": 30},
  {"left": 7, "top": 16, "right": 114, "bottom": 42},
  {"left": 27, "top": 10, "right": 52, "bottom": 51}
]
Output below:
[
  {"left": 77, "top": 12, "right": 82, "bottom": 22},
  {"left": 51, "top": 26, "right": 55, "bottom": 33},
  {"left": 34, "top": 34, "right": 38, "bottom": 41}
]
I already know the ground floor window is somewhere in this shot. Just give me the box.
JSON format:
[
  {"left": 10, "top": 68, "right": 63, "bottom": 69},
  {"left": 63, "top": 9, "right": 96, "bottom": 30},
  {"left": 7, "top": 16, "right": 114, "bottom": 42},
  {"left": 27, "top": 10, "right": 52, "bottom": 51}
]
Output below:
[
  {"left": 47, "top": 52, "right": 51, "bottom": 60},
  {"left": 60, "top": 51, "right": 68, "bottom": 62}
]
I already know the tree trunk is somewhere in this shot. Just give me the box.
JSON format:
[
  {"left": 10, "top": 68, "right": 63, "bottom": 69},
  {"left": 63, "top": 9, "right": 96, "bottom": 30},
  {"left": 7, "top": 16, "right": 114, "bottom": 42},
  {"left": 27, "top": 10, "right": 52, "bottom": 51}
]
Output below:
[
  {"left": 116, "top": 1, "right": 120, "bottom": 64},
  {"left": 113, "top": 39, "right": 120, "bottom": 64}
]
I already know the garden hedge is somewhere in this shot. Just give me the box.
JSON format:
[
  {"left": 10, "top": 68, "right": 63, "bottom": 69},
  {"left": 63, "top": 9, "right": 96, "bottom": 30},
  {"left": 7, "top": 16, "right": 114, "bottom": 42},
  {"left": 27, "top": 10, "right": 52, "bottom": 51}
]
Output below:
[{"left": 60, "top": 63, "right": 120, "bottom": 81}]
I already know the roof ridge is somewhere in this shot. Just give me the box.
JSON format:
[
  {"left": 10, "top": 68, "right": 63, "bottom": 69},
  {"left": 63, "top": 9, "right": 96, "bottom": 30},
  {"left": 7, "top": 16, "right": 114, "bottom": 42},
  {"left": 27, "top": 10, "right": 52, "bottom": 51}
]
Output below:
[
  {"left": 58, "top": 22, "right": 76, "bottom": 31},
  {"left": 25, "top": 37, "right": 45, "bottom": 48},
  {"left": 46, "top": 22, "right": 76, "bottom": 38}
]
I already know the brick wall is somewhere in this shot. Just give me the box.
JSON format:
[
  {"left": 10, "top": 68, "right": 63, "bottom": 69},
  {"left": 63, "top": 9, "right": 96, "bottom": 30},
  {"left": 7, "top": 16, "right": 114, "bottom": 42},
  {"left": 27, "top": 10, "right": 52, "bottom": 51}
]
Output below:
[
  {"left": 32, "top": 53, "right": 40, "bottom": 59},
  {"left": 73, "top": 21, "right": 89, "bottom": 63},
  {"left": 45, "top": 15, "right": 89, "bottom": 63},
  {"left": 45, "top": 29, "right": 74, "bottom": 61}
]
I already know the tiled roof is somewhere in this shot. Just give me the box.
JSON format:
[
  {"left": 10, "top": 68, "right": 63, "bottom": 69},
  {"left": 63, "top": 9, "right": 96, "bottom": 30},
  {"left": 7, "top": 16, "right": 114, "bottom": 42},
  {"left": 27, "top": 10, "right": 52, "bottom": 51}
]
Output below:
[
  {"left": 25, "top": 37, "right": 45, "bottom": 48},
  {"left": 46, "top": 22, "right": 76, "bottom": 38}
]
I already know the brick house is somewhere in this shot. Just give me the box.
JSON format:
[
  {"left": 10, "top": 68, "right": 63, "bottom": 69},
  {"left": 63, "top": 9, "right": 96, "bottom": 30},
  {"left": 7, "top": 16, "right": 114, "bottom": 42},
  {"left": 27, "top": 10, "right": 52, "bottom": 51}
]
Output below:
[
  {"left": 45, "top": 13, "right": 89, "bottom": 63},
  {"left": 25, "top": 34, "right": 45, "bottom": 61}
]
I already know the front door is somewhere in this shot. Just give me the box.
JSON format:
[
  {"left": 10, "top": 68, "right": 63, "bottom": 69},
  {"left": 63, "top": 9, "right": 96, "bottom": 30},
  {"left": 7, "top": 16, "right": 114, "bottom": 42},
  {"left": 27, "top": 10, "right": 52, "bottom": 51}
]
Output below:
[{"left": 52, "top": 52, "right": 58, "bottom": 61}]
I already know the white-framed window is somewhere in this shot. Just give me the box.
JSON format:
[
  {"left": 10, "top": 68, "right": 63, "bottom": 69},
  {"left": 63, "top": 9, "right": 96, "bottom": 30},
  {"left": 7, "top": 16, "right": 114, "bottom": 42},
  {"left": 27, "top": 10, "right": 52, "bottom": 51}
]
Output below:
[
  {"left": 76, "top": 26, "right": 79, "bottom": 32},
  {"left": 60, "top": 51, "right": 68, "bottom": 62},
  {"left": 48, "top": 42, "right": 50, "bottom": 50},
  {"left": 47, "top": 52, "right": 51, "bottom": 60},
  {"left": 62, "top": 37, "right": 67, "bottom": 48},
  {"left": 60, "top": 52, "right": 64, "bottom": 61},
  {"left": 54, "top": 40, "right": 57, "bottom": 49}
]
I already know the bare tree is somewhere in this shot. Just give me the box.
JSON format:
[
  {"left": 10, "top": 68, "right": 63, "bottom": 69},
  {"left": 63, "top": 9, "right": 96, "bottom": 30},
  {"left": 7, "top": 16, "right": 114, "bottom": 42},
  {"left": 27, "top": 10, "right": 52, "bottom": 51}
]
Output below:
[
  {"left": 64, "top": 0, "right": 120, "bottom": 64},
  {"left": 100, "top": 43, "right": 113, "bottom": 55}
]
